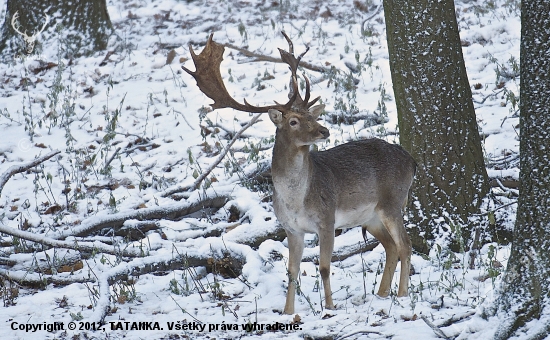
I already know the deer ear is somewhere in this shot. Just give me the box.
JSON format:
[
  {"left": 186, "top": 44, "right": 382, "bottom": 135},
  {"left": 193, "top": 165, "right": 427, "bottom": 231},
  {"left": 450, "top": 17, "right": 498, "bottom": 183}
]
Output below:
[
  {"left": 268, "top": 109, "right": 283, "bottom": 126},
  {"left": 309, "top": 104, "right": 325, "bottom": 119}
]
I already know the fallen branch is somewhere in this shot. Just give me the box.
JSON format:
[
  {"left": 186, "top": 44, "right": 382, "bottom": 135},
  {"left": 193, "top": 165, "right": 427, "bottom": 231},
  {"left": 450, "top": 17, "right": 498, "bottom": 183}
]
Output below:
[
  {"left": 0, "top": 223, "right": 142, "bottom": 257},
  {"left": 113, "top": 220, "right": 161, "bottom": 241},
  {"left": 49, "top": 195, "right": 230, "bottom": 239},
  {"left": 0, "top": 268, "right": 95, "bottom": 289},
  {"left": 421, "top": 314, "right": 451, "bottom": 339},
  {"left": 162, "top": 114, "right": 262, "bottom": 196},
  {"left": 489, "top": 178, "right": 519, "bottom": 189},
  {"left": 90, "top": 251, "right": 245, "bottom": 324},
  {"left": 436, "top": 311, "right": 476, "bottom": 328},
  {"left": 104, "top": 147, "right": 121, "bottom": 172},
  {"left": 303, "top": 238, "right": 380, "bottom": 263},
  {"left": 1, "top": 247, "right": 245, "bottom": 291},
  {"left": 237, "top": 225, "right": 286, "bottom": 249},
  {"left": 0, "top": 150, "right": 60, "bottom": 197},
  {"left": 119, "top": 252, "right": 245, "bottom": 281},
  {"left": 224, "top": 43, "right": 327, "bottom": 73},
  {"left": 0, "top": 257, "right": 17, "bottom": 266}
]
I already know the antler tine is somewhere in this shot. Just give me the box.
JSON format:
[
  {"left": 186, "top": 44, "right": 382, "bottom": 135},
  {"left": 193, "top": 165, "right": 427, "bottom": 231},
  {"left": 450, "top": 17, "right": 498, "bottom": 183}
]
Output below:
[
  {"left": 281, "top": 31, "right": 294, "bottom": 55},
  {"left": 274, "top": 74, "right": 300, "bottom": 110},
  {"left": 302, "top": 73, "right": 321, "bottom": 108},
  {"left": 303, "top": 73, "right": 311, "bottom": 105},
  {"left": 278, "top": 31, "right": 317, "bottom": 112}
]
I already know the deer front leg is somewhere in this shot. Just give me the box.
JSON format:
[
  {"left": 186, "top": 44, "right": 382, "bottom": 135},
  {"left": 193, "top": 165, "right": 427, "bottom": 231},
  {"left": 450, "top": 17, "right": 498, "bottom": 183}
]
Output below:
[
  {"left": 284, "top": 230, "right": 305, "bottom": 315},
  {"left": 319, "top": 228, "right": 335, "bottom": 310}
]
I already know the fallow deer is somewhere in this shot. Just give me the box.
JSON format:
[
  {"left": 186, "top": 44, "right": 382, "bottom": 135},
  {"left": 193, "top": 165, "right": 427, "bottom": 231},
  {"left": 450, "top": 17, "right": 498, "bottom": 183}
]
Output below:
[{"left": 183, "top": 32, "right": 416, "bottom": 314}]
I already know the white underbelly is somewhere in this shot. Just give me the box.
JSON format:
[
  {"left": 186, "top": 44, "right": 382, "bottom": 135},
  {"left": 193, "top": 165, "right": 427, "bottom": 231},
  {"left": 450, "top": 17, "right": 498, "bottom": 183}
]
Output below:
[{"left": 334, "top": 203, "right": 378, "bottom": 229}]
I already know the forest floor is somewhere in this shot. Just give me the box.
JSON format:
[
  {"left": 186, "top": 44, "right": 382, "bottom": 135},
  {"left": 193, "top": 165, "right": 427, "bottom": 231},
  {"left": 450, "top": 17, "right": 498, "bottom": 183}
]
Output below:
[{"left": 0, "top": 0, "right": 525, "bottom": 339}]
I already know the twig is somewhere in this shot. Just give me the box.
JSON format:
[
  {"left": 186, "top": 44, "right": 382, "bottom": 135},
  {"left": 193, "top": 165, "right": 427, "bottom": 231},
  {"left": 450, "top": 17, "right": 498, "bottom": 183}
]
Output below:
[
  {"left": 361, "top": 4, "right": 383, "bottom": 36},
  {"left": 123, "top": 142, "right": 156, "bottom": 154},
  {"left": 162, "top": 114, "right": 262, "bottom": 196},
  {"left": 173, "top": 109, "right": 195, "bottom": 130},
  {"left": 0, "top": 150, "right": 60, "bottom": 197},
  {"left": 169, "top": 295, "right": 203, "bottom": 323},
  {"left": 104, "top": 147, "right": 121, "bottom": 171},
  {"left": 473, "top": 88, "right": 505, "bottom": 104},
  {"left": 113, "top": 131, "right": 151, "bottom": 141},
  {"left": 336, "top": 329, "right": 382, "bottom": 340},
  {"left": 421, "top": 314, "right": 451, "bottom": 339},
  {"left": 472, "top": 201, "right": 517, "bottom": 217},
  {"left": 0, "top": 223, "right": 141, "bottom": 257}
]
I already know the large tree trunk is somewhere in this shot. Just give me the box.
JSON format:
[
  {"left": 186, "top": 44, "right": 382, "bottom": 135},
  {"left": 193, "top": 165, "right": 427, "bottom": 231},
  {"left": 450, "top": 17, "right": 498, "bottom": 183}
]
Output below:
[
  {"left": 493, "top": 1, "right": 550, "bottom": 338},
  {"left": 383, "top": 0, "right": 489, "bottom": 254},
  {"left": 0, "top": 0, "right": 113, "bottom": 59}
]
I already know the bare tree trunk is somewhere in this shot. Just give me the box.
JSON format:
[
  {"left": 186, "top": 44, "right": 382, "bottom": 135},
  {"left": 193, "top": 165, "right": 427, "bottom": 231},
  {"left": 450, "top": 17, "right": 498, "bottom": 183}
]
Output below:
[
  {"left": 493, "top": 1, "right": 550, "bottom": 338},
  {"left": 0, "top": 0, "right": 113, "bottom": 59},
  {"left": 383, "top": 0, "right": 489, "bottom": 254}
]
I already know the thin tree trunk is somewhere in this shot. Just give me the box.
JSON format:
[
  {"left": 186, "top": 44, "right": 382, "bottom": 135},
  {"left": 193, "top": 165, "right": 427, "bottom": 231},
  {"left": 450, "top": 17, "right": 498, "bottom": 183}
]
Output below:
[
  {"left": 493, "top": 1, "right": 550, "bottom": 338},
  {"left": 0, "top": 0, "right": 113, "bottom": 59},
  {"left": 383, "top": 0, "right": 489, "bottom": 253}
]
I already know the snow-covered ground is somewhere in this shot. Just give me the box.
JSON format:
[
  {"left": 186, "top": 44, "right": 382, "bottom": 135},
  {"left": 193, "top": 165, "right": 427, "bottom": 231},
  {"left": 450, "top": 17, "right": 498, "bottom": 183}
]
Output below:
[{"left": 0, "top": 0, "right": 525, "bottom": 339}]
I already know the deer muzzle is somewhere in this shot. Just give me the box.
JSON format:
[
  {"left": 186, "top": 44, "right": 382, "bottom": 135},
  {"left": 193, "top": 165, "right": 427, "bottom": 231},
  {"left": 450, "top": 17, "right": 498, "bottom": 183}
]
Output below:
[{"left": 319, "top": 127, "right": 330, "bottom": 139}]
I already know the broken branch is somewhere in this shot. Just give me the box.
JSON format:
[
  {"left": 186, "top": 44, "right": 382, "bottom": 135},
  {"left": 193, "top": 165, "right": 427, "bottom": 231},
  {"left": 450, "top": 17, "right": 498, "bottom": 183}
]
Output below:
[
  {"left": 49, "top": 195, "right": 230, "bottom": 239},
  {"left": 223, "top": 43, "right": 327, "bottom": 73},
  {"left": 0, "top": 223, "right": 142, "bottom": 257},
  {"left": 0, "top": 150, "right": 60, "bottom": 197},
  {"left": 162, "top": 114, "right": 262, "bottom": 196}
]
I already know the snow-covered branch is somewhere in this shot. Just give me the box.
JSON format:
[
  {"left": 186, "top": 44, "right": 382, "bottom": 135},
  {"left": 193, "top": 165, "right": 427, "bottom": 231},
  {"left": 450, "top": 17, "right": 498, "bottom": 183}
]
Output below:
[
  {"left": 48, "top": 195, "right": 230, "bottom": 239},
  {"left": 0, "top": 223, "right": 142, "bottom": 257},
  {"left": 0, "top": 149, "right": 60, "bottom": 197}
]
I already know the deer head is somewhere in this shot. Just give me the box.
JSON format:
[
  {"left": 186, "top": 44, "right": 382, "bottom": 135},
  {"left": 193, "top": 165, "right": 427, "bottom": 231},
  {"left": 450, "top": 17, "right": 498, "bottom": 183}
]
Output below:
[{"left": 268, "top": 105, "right": 329, "bottom": 147}]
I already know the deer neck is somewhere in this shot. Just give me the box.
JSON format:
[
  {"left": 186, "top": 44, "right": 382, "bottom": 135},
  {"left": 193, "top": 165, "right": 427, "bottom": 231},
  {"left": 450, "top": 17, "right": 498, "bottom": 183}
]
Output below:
[{"left": 271, "top": 131, "right": 312, "bottom": 192}]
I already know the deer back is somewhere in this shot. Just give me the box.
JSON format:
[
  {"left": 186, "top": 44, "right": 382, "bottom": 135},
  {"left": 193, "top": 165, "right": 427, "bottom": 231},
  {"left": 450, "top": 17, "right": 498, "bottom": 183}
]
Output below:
[{"left": 310, "top": 139, "right": 416, "bottom": 215}]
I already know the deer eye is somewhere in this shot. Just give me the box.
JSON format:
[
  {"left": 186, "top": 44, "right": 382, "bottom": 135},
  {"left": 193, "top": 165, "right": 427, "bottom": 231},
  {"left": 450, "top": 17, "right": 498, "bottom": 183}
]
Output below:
[{"left": 289, "top": 119, "right": 298, "bottom": 126}]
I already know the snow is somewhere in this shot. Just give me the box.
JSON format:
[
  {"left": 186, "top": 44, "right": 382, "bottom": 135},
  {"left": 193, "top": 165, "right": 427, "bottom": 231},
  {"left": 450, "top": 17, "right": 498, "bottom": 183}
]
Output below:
[{"left": 0, "top": 0, "right": 534, "bottom": 339}]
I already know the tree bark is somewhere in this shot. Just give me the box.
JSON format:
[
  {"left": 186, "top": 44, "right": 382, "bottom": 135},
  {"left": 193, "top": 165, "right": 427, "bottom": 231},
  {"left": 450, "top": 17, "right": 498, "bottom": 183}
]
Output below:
[
  {"left": 383, "top": 0, "right": 489, "bottom": 253},
  {"left": 494, "top": 1, "right": 550, "bottom": 338},
  {"left": 0, "top": 0, "right": 113, "bottom": 59}
]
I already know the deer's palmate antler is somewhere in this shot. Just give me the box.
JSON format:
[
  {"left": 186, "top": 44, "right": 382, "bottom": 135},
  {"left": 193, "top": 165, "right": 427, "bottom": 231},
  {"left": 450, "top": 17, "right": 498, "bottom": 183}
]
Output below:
[
  {"left": 183, "top": 32, "right": 415, "bottom": 315},
  {"left": 182, "top": 32, "right": 318, "bottom": 114}
]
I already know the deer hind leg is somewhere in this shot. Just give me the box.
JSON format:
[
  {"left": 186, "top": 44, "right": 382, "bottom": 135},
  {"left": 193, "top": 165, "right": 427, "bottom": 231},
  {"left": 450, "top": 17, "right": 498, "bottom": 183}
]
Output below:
[
  {"left": 364, "top": 222, "right": 399, "bottom": 297},
  {"left": 284, "top": 230, "right": 305, "bottom": 315},
  {"left": 378, "top": 209, "right": 412, "bottom": 297},
  {"left": 319, "top": 228, "right": 336, "bottom": 309}
]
